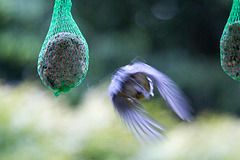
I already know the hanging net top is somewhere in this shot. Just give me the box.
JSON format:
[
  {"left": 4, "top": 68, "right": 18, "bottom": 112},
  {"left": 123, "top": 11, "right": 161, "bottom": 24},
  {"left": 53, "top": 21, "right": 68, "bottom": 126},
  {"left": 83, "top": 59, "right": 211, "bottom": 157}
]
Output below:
[
  {"left": 37, "top": 0, "right": 89, "bottom": 97},
  {"left": 220, "top": 0, "right": 240, "bottom": 80}
]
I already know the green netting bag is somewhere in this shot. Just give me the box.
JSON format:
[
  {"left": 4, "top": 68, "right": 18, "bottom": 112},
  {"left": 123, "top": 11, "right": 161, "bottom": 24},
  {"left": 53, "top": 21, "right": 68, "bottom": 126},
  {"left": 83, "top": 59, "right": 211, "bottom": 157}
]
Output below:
[
  {"left": 37, "top": 0, "right": 89, "bottom": 97},
  {"left": 220, "top": 0, "right": 240, "bottom": 80}
]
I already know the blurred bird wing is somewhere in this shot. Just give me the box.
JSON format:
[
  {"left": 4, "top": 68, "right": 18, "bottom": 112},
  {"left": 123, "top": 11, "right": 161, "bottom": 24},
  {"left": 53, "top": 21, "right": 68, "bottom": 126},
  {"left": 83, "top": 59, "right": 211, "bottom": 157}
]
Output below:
[
  {"left": 111, "top": 94, "right": 165, "bottom": 142},
  {"left": 123, "top": 62, "right": 193, "bottom": 121},
  {"left": 108, "top": 70, "right": 126, "bottom": 97}
]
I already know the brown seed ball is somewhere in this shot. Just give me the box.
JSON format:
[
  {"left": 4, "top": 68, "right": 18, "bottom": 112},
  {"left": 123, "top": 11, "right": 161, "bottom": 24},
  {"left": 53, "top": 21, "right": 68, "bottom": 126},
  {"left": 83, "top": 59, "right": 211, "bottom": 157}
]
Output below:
[
  {"left": 38, "top": 32, "right": 88, "bottom": 93},
  {"left": 220, "top": 22, "right": 240, "bottom": 79}
]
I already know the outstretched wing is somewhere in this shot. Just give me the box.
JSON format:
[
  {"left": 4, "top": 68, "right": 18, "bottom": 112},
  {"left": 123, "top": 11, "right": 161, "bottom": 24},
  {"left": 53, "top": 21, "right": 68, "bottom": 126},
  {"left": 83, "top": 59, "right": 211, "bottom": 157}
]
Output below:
[
  {"left": 110, "top": 94, "right": 165, "bottom": 142},
  {"left": 123, "top": 62, "right": 193, "bottom": 122}
]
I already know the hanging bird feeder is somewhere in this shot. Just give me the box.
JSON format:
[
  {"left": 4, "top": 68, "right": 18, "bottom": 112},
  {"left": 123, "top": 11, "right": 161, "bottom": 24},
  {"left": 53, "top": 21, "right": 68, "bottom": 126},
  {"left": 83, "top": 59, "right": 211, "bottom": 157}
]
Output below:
[
  {"left": 37, "top": 0, "right": 89, "bottom": 97},
  {"left": 220, "top": 0, "right": 240, "bottom": 80}
]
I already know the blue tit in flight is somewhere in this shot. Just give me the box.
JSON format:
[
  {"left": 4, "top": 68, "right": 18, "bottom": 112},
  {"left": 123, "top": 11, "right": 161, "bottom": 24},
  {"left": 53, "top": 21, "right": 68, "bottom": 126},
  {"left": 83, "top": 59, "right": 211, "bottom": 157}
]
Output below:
[{"left": 108, "top": 62, "right": 193, "bottom": 142}]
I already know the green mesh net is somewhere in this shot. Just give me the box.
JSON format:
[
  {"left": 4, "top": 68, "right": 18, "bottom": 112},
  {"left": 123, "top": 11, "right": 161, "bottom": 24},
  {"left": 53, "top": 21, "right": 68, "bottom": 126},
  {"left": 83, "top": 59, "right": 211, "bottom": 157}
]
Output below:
[
  {"left": 220, "top": 0, "right": 240, "bottom": 80},
  {"left": 37, "top": 0, "right": 89, "bottom": 97}
]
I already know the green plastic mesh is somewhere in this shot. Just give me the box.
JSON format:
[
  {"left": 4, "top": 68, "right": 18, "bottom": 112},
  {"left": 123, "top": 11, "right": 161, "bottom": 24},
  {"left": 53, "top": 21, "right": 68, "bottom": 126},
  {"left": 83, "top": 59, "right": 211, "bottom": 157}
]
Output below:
[
  {"left": 220, "top": 0, "right": 240, "bottom": 80},
  {"left": 37, "top": 0, "right": 89, "bottom": 97}
]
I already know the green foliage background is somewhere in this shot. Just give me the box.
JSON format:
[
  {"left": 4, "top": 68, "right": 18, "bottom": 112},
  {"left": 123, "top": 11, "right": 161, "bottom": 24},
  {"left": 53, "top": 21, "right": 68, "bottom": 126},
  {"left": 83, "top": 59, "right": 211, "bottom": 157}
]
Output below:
[
  {"left": 1, "top": 0, "right": 240, "bottom": 159},
  {"left": 0, "top": 0, "right": 237, "bottom": 113}
]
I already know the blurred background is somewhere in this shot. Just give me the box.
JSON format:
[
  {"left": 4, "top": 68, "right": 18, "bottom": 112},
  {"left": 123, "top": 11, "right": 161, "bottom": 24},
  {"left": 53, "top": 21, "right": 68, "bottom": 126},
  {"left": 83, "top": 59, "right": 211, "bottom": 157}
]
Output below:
[{"left": 1, "top": 0, "right": 240, "bottom": 159}]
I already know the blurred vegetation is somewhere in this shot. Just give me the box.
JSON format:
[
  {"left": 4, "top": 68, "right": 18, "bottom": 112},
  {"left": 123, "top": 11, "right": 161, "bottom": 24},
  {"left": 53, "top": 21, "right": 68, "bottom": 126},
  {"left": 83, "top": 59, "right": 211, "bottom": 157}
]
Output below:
[
  {"left": 1, "top": 83, "right": 240, "bottom": 160},
  {"left": 133, "top": 113, "right": 240, "bottom": 160},
  {"left": 0, "top": 82, "right": 139, "bottom": 159},
  {"left": 0, "top": 0, "right": 238, "bottom": 114}
]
